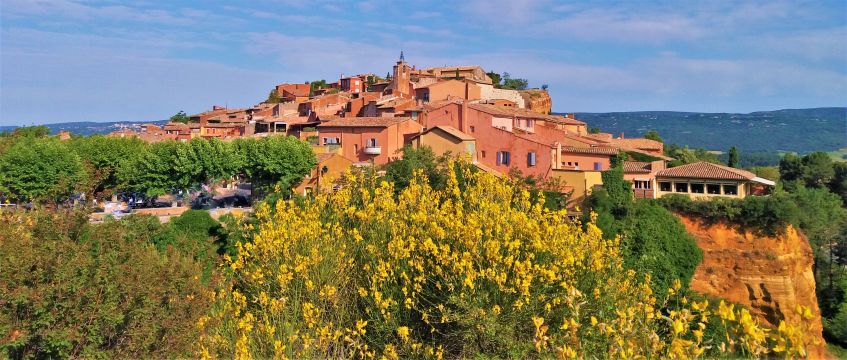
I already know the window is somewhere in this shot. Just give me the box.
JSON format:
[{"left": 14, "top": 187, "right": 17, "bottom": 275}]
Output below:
[
  {"left": 659, "top": 182, "right": 672, "bottom": 191},
  {"left": 367, "top": 138, "right": 378, "bottom": 147},
  {"left": 634, "top": 180, "right": 651, "bottom": 189},
  {"left": 707, "top": 184, "right": 721, "bottom": 194},
  {"left": 323, "top": 137, "right": 340, "bottom": 145},
  {"left": 481, "top": 150, "right": 486, "bottom": 158},
  {"left": 723, "top": 184, "right": 738, "bottom": 195},
  {"left": 594, "top": 162, "right": 602, "bottom": 171},
  {"left": 691, "top": 183, "right": 705, "bottom": 194},
  {"left": 496, "top": 151, "right": 511, "bottom": 166},
  {"left": 354, "top": 144, "right": 359, "bottom": 152},
  {"left": 527, "top": 119, "right": 534, "bottom": 128},
  {"left": 470, "top": 126, "right": 475, "bottom": 133},
  {"left": 527, "top": 152, "right": 537, "bottom": 167},
  {"left": 675, "top": 182, "right": 688, "bottom": 193}
]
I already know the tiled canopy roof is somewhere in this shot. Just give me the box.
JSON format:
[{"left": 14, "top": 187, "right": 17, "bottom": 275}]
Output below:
[
  {"left": 468, "top": 103, "right": 586, "bottom": 125},
  {"left": 317, "top": 116, "right": 410, "bottom": 128},
  {"left": 656, "top": 161, "right": 756, "bottom": 181},
  {"left": 561, "top": 146, "right": 619, "bottom": 155},
  {"left": 623, "top": 161, "right": 653, "bottom": 173}
]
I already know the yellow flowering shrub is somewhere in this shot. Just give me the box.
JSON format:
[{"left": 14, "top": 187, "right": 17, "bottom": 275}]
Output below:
[{"left": 198, "top": 165, "right": 814, "bottom": 359}]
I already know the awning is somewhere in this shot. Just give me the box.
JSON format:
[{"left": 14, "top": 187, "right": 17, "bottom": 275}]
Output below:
[{"left": 751, "top": 177, "right": 776, "bottom": 186}]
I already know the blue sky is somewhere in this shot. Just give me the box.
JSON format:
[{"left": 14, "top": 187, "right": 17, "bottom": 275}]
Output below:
[{"left": 1, "top": 0, "right": 845, "bottom": 126}]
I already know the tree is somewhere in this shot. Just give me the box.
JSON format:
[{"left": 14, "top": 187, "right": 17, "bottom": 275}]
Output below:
[
  {"left": 644, "top": 130, "right": 663, "bottom": 143},
  {"left": 727, "top": 146, "right": 739, "bottom": 168},
  {"left": 803, "top": 151, "right": 835, "bottom": 188},
  {"left": 541, "top": 84, "right": 548, "bottom": 90},
  {"left": 486, "top": 71, "right": 502, "bottom": 87},
  {"left": 383, "top": 146, "right": 448, "bottom": 193},
  {"left": 170, "top": 111, "right": 190, "bottom": 124},
  {"left": 500, "top": 72, "right": 529, "bottom": 90},
  {"left": 233, "top": 136, "right": 317, "bottom": 194},
  {"left": 0, "top": 138, "right": 87, "bottom": 202},
  {"left": 67, "top": 135, "right": 147, "bottom": 198},
  {"left": 589, "top": 127, "right": 601, "bottom": 134},
  {"left": 12, "top": 125, "right": 51, "bottom": 138},
  {"left": 118, "top": 140, "right": 189, "bottom": 198},
  {"left": 266, "top": 89, "right": 281, "bottom": 103}
]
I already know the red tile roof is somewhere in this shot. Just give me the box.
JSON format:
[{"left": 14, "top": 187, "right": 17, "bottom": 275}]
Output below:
[
  {"left": 608, "top": 138, "right": 663, "bottom": 151},
  {"left": 427, "top": 126, "right": 475, "bottom": 141},
  {"left": 623, "top": 161, "right": 653, "bottom": 173},
  {"left": 561, "top": 146, "right": 619, "bottom": 156},
  {"left": 468, "top": 103, "right": 586, "bottom": 125},
  {"left": 317, "top": 116, "right": 411, "bottom": 128},
  {"left": 656, "top": 161, "right": 756, "bottom": 181}
]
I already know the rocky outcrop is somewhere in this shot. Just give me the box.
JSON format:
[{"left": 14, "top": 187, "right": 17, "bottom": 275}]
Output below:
[
  {"left": 678, "top": 215, "right": 827, "bottom": 358},
  {"left": 520, "top": 90, "right": 552, "bottom": 114}
]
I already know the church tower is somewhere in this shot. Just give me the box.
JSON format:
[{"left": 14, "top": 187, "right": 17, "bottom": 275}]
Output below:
[{"left": 388, "top": 51, "right": 412, "bottom": 98}]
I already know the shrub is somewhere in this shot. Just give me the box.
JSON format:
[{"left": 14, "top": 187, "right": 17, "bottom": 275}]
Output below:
[
  {"left": 198, "top": 166, "right": 815, "bottom": 358},
  {"left": 0, "top": 210, "right": 215, "bottom": 358}
]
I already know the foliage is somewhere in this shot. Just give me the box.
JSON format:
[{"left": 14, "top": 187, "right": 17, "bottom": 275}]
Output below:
[
  {"left": 588, "top": 127, "right": 601, "bottom": 134},
  {"left": 485, "top": 71, "right": 501, "bottom": 87},
  {"left": 117, "top": 140, "right": 188, "bottom": 197},
  {"left": 0, "top": 137, "right": 87, "bottom": 202},
  {"left": 727, "top": 146, "right": 739, "bottom": 168},
  {"left": 508, "top": 168, "right": 572, "bottom": 211},
  {"left": 500, "top": 72, "right": 529, "bottom": 90},
  {"left": 657, "top": 193, "right": 801, "bottom": 236},
  {"left": 67, "top": 135, "right": 146, "bottom": 198},
  {"left": 198, "top": 166, "right": 815, "bottom": 359},
  {"left": 749, "top": 166, "right": 780, "bottom": 182},
  {"left": 170, "top": 111, "right": 190, "bottom": 124},
  {"left": 382, "top": 146, "right": 450, "bottom": 193},
  {"left": 0, "top": 209, "right": 216, "bottom": 359},
  {"left": 644, "top": 130, "right": 663, "bottom": 143},
  {"left": 665, "top": 144, "right": 721, "bottom": 167},
  {"left": 573, "top": 107, "right": 846, "bottom": 154},
  {"left": 266, "top": 89, "right": 281, "bottom": 104},
  {"left": 231, "top": 136, "right": 317, "bottom": 194}
]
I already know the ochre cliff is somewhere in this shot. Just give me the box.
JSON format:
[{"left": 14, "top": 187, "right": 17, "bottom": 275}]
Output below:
[
  {"left": 678, "top": 215, "right": 827, "bottom": 358},
  {"left": 520, "top": 90, "right": 552, "bottom": 114}
]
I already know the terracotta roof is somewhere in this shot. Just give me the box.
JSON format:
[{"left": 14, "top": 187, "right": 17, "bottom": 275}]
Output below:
[
  {"left": 317, "top": 116, "right": 410, "bottom": 128},
  {"left": 608, "top": 138, "right": 663, "bottom": 151},
  {"left": 623, "top": 161, "right": 652, "bottom": 173},
  {"left": 561, "top": 146, "right": 619, "bottom": 156},
  {"left": 204, "top": 123, "right": 245, "bottom": 128},
  {"left": 163, "top": 122, "right": 189, "bottom": 130},
  {"left": 656, "top": 162, "right": 757, "bottom": 181},
  {"left": 468, "top": 103, "right": 586, "bottom": 125},
  {"left": 427, "top": 125, "right": 475, "bottom": 141}
]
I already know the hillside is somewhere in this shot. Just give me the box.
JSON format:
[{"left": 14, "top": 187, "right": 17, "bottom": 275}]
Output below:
[
  {"left": 571, "top": 107, "right": 846, "bottom": 154},
  {"left": 0, "top": 120, "right": 169, "bottom": 136}
]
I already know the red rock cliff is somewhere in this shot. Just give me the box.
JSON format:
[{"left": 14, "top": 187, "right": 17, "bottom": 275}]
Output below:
[
  {"left": 678, "top": 215, "right": 827, "bottom": 358},
  {"left": 519, "top": 90, "right": 552, "bottom": 114}
]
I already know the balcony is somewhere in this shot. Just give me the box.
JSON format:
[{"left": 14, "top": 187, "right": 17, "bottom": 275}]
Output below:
[{"left": 363, "top": 146, "right": 382, "bottom": 155}]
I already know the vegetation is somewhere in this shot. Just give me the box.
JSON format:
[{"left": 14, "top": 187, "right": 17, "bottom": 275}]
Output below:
[
  {"left": 0, "top": 137, "right": 87, "bottom": 203},
  {"left": 486, "top": 71, "right": 529, "bottom": 90},
  {"left": 198, "top": 166, "right": 814, "bottom": 359},
  {"left": 644, "top": 130, "right": 663, "bottom": 143},
  {"left": 266, "top": 89, "right": 281, "bottom": 103},
  {"left": 170, "top": 111, "right": 190, "bottom": 124},
  {"left": 573, "top": 108, "right": 846, "bottom": 154},
  {"left": 0, "top": 209, "right": 224, "bottom": 358},
  {"left": 727, "top": 146, "right": 739, "bottom": 168}
]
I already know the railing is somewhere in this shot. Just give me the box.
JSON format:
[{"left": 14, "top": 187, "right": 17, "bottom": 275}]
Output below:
[{"left": 363, "top": 146, "right": 382, "bottom": 155}]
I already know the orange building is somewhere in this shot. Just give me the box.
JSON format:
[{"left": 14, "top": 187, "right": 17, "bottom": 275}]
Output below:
[
  {"left": 294, "top": 152, "right": 354, "bottom": 195},
  {"left": 316, "top": 116, "right": 423, "bottom": 165},
  {"left": 275, "top": 83, "right": 311, "bottom": 102},
  {"left": 414, "top": 79, "right": 481, "bottom": 104}
]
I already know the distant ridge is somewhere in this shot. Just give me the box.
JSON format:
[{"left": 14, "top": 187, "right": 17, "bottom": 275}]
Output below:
[
  {"left": 0, "top": 120, "right": 169, "bottom": 136},
  {"left": 567, "top": 107, "right": 846, "bottom": 154}
]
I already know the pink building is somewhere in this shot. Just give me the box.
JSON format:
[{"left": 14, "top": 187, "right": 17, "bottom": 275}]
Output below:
[
  {"left": 418, "top": 100, "right": 614, "bottom": 178},
  {"left": 316, "top": 117, "right": 423, "bottom": 165}
]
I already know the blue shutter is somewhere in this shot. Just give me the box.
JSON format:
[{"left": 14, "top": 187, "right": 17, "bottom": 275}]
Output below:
[
  {"left": 528, "top": 152, "right": 536, "bottom": 166},
  {"left": 504, "top": 152, "right": 510, "bottom": 165},
  {"left": 496, "top": 151, "right": 503, "bottom": 165},
  {"left": 594, "top": 162, "right": 602, "bottom": 170}
]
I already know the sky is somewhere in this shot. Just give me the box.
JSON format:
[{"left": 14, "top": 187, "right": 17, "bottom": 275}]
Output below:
[{"left": 1, "top": 0, "right": 846, "bottom": 126}]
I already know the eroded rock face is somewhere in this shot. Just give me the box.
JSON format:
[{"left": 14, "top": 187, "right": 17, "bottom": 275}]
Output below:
[
  {"left": 678, "top": 215, "right": 827, "bottom": 358},
  {"left": 519, "top": 90, "right": 552, "bottom": 114}
]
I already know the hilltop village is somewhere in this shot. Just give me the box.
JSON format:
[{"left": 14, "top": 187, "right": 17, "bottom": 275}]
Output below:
[{"left": 112, "top": 53, "right": 775, "bottom": 204}]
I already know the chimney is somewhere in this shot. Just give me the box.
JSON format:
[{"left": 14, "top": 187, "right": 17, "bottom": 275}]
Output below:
[
  {"left": 619, "top": 132, "right": 625, "bottom": 139},
  {"left": 460, "top": 100, "right": 469, "bottom": 134}
]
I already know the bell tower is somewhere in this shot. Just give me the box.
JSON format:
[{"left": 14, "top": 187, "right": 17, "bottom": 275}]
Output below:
[{"left": 390, "top": 51, "right": 412, "bottom": 98}]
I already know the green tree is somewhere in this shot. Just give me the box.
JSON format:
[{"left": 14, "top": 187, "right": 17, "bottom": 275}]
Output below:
[
  {"left": 170, "top": 111, "right": 190, "bottom": 124},
  {"left": 803, "top": 151, "right": 835, "bottom": 188},
  {"left": 233, "top": 136, "right": 317, "bottom": 194},
  {"left": 500, "top": 72, "right": 529, "bottom": 90},
  {"left": 727, "top": 146, "right": 739, "bottom": 168},
  {"left": 589, "top": 127, "right": 601, "bottom": 134},
  {"left": 266, "top": 88, "right": 281, "bottom": 103},
  {"left": 383, "top": 145, "right": 449, "bottom": 193},
  {"left": 0, "top": 138, "right": 87, "bottom": 202},
  {"left": 486, "top": 71, "right": 502, "bottom": 87},
  {"left": 67, "top": 135, "right": 147, "bottom": 198},
  {"left": 644, "top": 130, "right": 663, "bottom": 143},
  {"left": 118, "top": 140, "right": 189, "bottom": 197}
]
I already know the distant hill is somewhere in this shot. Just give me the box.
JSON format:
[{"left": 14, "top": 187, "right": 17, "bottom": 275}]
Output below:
[
  {"left": 0, "top": 120, "right": 169, "bottom": 136},
  {"left": 569, "top": 107, "right": 846, "bottom": 154}
]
